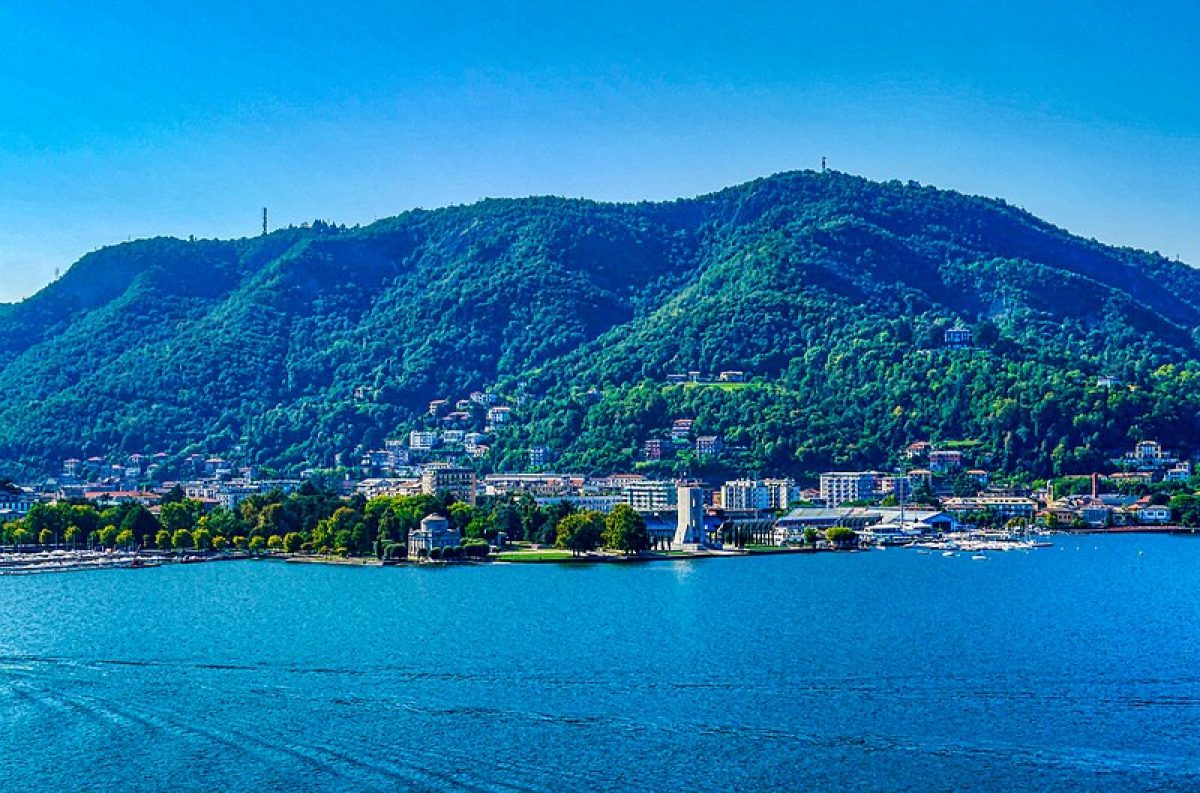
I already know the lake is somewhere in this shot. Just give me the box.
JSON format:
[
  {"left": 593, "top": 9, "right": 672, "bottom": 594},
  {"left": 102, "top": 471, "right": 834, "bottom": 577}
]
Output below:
[{"left": 2, "top": 534, "right": 1199, "bottom": 792}]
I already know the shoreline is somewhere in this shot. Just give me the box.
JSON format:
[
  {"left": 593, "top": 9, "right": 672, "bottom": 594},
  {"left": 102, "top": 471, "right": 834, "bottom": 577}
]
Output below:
[{"left": 1, "top": 530, "right": 1190, "bottom": 574}]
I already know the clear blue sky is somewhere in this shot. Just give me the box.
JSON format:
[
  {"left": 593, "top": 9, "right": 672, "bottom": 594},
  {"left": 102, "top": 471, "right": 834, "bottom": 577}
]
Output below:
[{"left": 1, "top": 1, "right": 1197, "bottom": 302}]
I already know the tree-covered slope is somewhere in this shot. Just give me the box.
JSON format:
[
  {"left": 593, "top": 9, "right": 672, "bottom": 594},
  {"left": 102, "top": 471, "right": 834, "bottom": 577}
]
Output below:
[{"left": 2, "top": 170, "right": 1199, "bottom": 479}]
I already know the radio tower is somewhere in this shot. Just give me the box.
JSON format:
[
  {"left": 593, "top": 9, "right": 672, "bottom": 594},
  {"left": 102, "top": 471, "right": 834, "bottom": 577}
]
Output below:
[
  {"left": 262, "top": 207, "right": 268, "bottom": 236},
  {"left": 821, "top": 156, "right": 827, "bottom": 172}
]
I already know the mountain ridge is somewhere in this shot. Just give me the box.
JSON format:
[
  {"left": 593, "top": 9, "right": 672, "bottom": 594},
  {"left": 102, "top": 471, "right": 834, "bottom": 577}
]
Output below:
[{"left": 2, "top": 169, "right": 1199, "bottom": 480}]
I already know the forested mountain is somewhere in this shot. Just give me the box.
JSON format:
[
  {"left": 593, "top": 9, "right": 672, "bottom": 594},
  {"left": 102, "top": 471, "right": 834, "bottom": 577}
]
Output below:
[{"left": 3, "top": 170, "right": 1200, "bottom": 481}]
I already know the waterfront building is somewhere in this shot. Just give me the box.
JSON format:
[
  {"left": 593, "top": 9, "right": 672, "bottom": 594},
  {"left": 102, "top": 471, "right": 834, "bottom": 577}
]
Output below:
[
  {"left": 720, "top": 479, "right": 771, "bottom": 510},
  {"left": 819, "top": 471, "right": 884, "bottom": 506},
  {"left": 407, "top": 514, "right": 461, "bottom": 558},
  {"left": 869, "top": 507, "right": 957, "bottom": 534},
  {"left": 1079, "top": 500, "right": 1113, "bottom": 528},
  {"left": 624, "top": 479, "right": 678, "bottom": 513},
  {"left": 718, "top": 478, "right": 798, "bottom": 511},
  {"left": 942, "top": 495, "right": 1038, "bottom": 520},
  {"left": 1138, "top": 505, "right": 1173, "bottom": 525}
]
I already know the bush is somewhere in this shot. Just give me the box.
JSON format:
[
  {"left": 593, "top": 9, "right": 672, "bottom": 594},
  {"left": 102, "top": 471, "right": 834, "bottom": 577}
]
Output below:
[{"left": 462, "top": 538, "right": 490, "bottom": 558}]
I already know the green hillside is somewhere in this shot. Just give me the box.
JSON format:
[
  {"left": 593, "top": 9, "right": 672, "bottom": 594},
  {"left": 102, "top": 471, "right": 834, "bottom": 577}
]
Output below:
[{"left": 2, "top": 170, "right": 1199, "bottom": 480}]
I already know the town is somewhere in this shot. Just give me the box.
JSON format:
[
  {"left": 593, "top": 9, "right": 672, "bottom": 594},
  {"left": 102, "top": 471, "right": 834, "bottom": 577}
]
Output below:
[{"left": 1, "top": 423, "right": 1198, "bottom": 572}]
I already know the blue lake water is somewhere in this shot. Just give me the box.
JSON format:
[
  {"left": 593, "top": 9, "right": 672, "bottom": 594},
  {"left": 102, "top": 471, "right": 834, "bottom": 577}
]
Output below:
[{"left": 2, "top": 534, "right": 1200, "bottom": 792}]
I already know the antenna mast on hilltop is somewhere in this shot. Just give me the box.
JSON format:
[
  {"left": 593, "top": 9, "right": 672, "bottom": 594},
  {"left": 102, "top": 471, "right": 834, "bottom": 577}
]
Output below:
[
  {"left": 821, "top": 156, "right": 827, "bottom": 172},
  {"left": 262, "top": 207, "right": 268, "bottom": 236}
]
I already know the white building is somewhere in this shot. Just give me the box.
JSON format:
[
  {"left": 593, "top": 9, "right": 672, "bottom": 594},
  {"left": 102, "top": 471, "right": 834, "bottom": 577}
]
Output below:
[
  {"left": 819, "top": 472, "right": 883, "bottom": 506},
  {"left": 409, "top": 431, "right": 439, "bottom": 451},
  {"left": 407, "top": 514, "right": 461, "bottom": 558},
  {"left": 1138, "top": 505, "right": 1173, "bottom": 525},
  {"left": 624, "top": 480, "right": 679, "bottom": 513},
  {"left": 719, "top": 478, "right": 799, "bottom": 511},
  {"left": 721, "top": 479, "right": 772, "bottom": 510},
  {"left": 535, "top": 495, "right": 625, "bottom": 514}
]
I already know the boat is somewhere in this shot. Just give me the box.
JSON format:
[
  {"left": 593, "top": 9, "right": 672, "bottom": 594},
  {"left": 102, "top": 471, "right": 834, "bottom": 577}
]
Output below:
[
  {"left": 941, "top": 550, "right": 956, "bottom": 557},
  {"left": 971, "top": 553, "right": 987, "bottom": 561}
]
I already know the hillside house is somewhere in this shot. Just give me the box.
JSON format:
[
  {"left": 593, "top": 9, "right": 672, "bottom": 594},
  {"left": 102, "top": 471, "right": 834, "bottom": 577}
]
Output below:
[{"left": 944, "top": 321, "right": 973, "bottom": 348}]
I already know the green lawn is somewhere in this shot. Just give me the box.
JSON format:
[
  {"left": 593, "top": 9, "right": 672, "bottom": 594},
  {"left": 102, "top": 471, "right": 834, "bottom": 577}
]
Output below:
[{"left": 495, "top": 549, "right": 577, "bottom": 562}]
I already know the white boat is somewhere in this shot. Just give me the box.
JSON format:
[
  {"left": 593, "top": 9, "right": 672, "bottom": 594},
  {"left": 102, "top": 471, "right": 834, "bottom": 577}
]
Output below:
[
  {"left": 941, "top": 550, "right": 956, "bottom": 557},
  {"left": 971, "top": 553, "right": 987, "bottom": 561}
]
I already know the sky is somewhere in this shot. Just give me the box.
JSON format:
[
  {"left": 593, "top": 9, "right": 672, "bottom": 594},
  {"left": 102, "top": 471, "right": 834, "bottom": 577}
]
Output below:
[{"left": 0, "top": 0, "right": 1197, "bottom": 302}]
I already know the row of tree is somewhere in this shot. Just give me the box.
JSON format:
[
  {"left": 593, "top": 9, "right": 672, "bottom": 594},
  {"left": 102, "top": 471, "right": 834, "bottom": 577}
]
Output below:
[{"left": 0, "top": 485, "right": 656, "bottom": 559}]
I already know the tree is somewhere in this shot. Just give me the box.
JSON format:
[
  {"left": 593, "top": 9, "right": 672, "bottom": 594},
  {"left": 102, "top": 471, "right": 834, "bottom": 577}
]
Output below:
[
  {"left": 603, "top": 504, "right": 649, "bottom": 555},
  {"left": 155, "top": 529, "right": 171, "bottom": 549},
  {"left": 202, "top": 508, "right": 244, "bottom": 540},
  {"left": 491, "top": 502, "right": 523, "bottom": 541},
  {"left": 192, "top": 528, "right": 212, "bottom": 551},
  {"left": 248, "top": 536, "right": 266, "bottom": 553},
  {"left": 825, "top": 526, "right": 858, "bottom": 548},
  {"left": 171, "top": 529, "right": 193, "bottom": 550},
  {"left": 38, "top": 528, "right": 53, "bottom": 546},
  {"left": 212, "top": 535, "right": 228, "bottom": 550},
  {"left": 267, "top": 534, "right": 284, "bottom": 551},
  {"left": 555, "top": 511, "right": 604, "bottom": 556},
  {"left": 98, "top": 524, "right": 119, "bottom": 548},
  {"left": 802, "top": 527, "right": 819, "bottom": 546},
  {"left": 121, "top": 506, "right": 162, "bottom": 545},
  {"left": 159, "top": 500, "right": 202, "bottom": 533},
  {"left": 283, "top": 532, "right": 304, "bottom": 553},
  {"left": 115, "top": 529, "right": 134, "bottom": 550}
]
